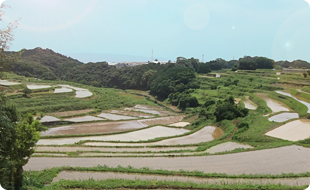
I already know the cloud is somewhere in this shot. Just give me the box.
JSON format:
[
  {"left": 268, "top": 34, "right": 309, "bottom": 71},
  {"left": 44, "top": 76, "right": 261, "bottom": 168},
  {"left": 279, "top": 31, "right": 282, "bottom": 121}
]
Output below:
[
  {"left": 0, "top": 0, "right": 5, "bottom": 5},
  {"left": 305, "top": 0, "right": 310, "bottom": 7}
]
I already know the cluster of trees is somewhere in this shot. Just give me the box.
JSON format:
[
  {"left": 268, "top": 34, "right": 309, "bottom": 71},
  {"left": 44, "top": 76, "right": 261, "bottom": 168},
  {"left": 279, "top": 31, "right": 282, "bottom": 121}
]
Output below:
[
  {"left": 199, "top": 96, "right": 249, "bottom": 122},
  {"left": 236, "top": 56, "right": 274, "bottom": 70},
  {"left": 276, "top": 59, "right": 310, "bottom": 69}
]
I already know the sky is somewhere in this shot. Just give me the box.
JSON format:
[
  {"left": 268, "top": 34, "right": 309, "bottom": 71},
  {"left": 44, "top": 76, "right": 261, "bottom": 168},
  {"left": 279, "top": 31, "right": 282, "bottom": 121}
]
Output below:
[{"left": 1, "top": 0, "right": 310, "bottom": 63}]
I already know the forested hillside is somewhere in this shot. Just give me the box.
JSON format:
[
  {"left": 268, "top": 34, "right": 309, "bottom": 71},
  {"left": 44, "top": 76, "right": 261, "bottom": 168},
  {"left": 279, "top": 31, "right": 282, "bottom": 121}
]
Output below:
[{"left": 10, "top": 47, "right": 83, "bottom": 80}]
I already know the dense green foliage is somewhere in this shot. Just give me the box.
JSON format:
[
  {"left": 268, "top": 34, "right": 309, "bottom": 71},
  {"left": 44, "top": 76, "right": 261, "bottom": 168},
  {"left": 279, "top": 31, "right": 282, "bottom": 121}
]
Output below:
[
  {"left": 238, "top": 56, "right": 274, "bottom": 70},
  {"left": 11, "top": 48, "right": 82, "bottom": 80},
  {"left": 0, "top": 93, "right": 41, "bottom": 190}
]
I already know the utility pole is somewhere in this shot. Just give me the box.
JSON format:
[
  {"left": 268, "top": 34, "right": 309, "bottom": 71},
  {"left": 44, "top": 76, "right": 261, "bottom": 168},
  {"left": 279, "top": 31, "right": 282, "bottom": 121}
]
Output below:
[{"left": 151, "top": 49, "right": 154, "bottom": 62}]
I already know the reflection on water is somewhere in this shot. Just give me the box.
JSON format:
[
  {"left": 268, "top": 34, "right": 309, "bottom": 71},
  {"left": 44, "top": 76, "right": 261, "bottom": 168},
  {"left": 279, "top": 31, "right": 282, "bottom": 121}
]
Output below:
[{"left": 212, "top": 127, "right": 225, "bottom": 139}]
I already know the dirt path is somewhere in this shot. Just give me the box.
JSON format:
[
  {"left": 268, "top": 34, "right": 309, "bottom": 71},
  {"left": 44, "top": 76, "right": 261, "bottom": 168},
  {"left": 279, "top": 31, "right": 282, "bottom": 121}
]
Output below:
[
  {"left": 52, "top": 171, "right": 310, "bottom": 186},
  {"left": 25, "top": 145, "right": 310, "bottom": 175}
]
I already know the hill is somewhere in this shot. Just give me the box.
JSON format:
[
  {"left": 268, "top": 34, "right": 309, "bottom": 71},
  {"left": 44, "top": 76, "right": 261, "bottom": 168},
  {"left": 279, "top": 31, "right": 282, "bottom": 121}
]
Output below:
[{"left": 10, "top": 47, "right": 83, "bottom": 80}]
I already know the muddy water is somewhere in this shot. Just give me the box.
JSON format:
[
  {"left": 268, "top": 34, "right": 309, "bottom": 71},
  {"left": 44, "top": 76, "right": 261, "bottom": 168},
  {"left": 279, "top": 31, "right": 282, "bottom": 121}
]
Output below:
[
  {"left": 53, "top": 171, "right": 310, "bottom": 186},
  {"left": 37, "top": 126, "right": 189, "bottom": 145},
  {"left": 84, "top": 126, "right": 224, "bottom": 147},
  {"left": 266, "top": 119, "right": 310, "bottom": 141},
  {"left": 276, "top": 91, "right": 310, "bottom": 113},
  {"left": 243, "top": 96, "right": 257, "bottom": 110},
  {"left": 255, "top": 93, "right": 290, "bottom": 113},
  {"left": 268, "top": 112, "right": 299, "bottom": 122}
]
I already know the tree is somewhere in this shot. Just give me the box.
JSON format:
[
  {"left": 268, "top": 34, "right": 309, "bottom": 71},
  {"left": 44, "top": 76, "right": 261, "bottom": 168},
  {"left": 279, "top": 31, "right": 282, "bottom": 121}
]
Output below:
[
  {"left": 303, "top": 72, "right": 307, "bottom": 78},
  {"left": 0, "top": 4, "right": 19, "bottom": 79},
  {"left": 0, "top": 93, "right": 41, "bottom": 190}
]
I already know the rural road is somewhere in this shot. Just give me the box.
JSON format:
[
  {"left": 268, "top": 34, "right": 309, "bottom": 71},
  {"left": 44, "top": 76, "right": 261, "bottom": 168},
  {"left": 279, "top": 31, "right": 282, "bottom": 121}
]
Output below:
[{"left": 25, "top": 145, "right": 310, "bottom": 175}]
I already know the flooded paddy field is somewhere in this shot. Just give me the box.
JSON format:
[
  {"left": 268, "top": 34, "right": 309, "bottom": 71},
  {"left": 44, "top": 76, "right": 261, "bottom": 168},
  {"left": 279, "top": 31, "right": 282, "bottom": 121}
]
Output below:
[
  {"left": 168, "top": 122, "right": 190, "bottom": 127},
  {"left": 106, "top": 109, "right": 154, "bottom": 118},
  {"left": 125, "top": 105, "right": 178, "bottom": 116},
  {"left": 265, "top": 119, "right": 310, "bottom": 141},
  {"left": 255, "top": 93, "right": 290, "bottom": 113},
  {"left": 268, "top": 112, "right": 299, "bottom": 122},
  {"left": 40, "top": 115, "right": 184, "bottom": 136},
  {"left": 63, "top": 116, "right": 105, "bottom": 122},
  {"left": 25, "top": 145, "right": 310, "bottom": 175},
  {"left": 37, "top": 116, "right": 61, "bottom": 123},
  {"left": 26, "top": 84, "right": 52, "bottom": 89},
  {"left": 84, "top": 126, "right": 223, "bottom": 147},
  {"left": 97, "top": 113, "right": 137, "bottom": 120},
  {"left": 206, "top": 142, "right": 253, "bottom": 154},
  {"left": 243, "top": 96, "right": 257, "bottom": 110},
  {"left": 38, "top": 126, "right": 189, "bottom": 145},
  {"left": 54, "top": 87, "right": 72, "bottom": 93},
  {"left": 58, "top": 85, "right": 93, "bottom": 98},
  {"left": 276, "top": 90, "right": 310, "bottom": 113},
  {"left": 40, "top": 120, "right": 148, "bottom": 136},
  {"left": 0, "top": 80, "right": 21, "bottom": 86},
  {"left": 36, "top": 146, "right": 198, "bottom": 153}
]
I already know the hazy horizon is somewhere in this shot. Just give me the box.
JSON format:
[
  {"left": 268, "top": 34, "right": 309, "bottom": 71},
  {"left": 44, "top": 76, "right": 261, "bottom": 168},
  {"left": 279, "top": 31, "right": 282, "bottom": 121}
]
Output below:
[{"left": 2, "top": 0, "right": 310, "bottom": 63}]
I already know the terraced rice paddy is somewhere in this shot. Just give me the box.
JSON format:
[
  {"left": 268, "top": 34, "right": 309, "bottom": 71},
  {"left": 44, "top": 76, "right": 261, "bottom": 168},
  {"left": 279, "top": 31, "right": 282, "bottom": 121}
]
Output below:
[
  {"left": 84, "top": 126, "right": 223, "bottom": 147},
  {"left": 206, "top": 142, "right": 253, "bottom": 154},
  {"left": 41, "top": 120, "right": 147, "bottom": 136},
  {"left": 276, "top": 90, "right": 310, "bottom": 113},
  {"left": 168, "top": 122, "right": 190, "bottom": 127},
  {"left": 59, "top": 85, "right": 92, "bottom": 98},
  {"left": 38, "top": 116, "right": 61, "bottom": 123},
  {"left": 243, "top": 96, "right": 257, "bottom": 110},
  {"left": 25, "top": 145, "right": 310, "bottom": 175},
  {"left": 268, "top": 112, "right": 299, "bottom": 122},
  {"left": 125, "top": 105, "right": 178, "bottom": 116},
  {"left": 0, "top": 80, "right": 21, "bottom": 86},
  {"left": 54, "top": 87, "right": 72, "bottom": 93},
  {"left": 35, "top": 146, "right": 198, "bottom": 153},
  {"left": 38, "top": 126, "right": 189, "bottom": 145},
  {"left": 255, "top": 93, "right": 290, "bottom": 113},
  {"left": 52, "top": 171, "right": 310, "bottom": 186},
  {"left": 107, "top": 110, "right": 154, "bottom": 118},
  {"left": 49, "top": 109, "right": 95, "bottom": 117},
  {"left": 265, "top": 119, "right": 310, "bottom": 141},
  {"left": 63, "top": 116, "right": 104, "bottom": 122},
  {"left": 27, "top": 84, "right": 51, "bottom": 89},
  {"left": 97, "top": 113, "right": 137, "bottom": 120}
]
